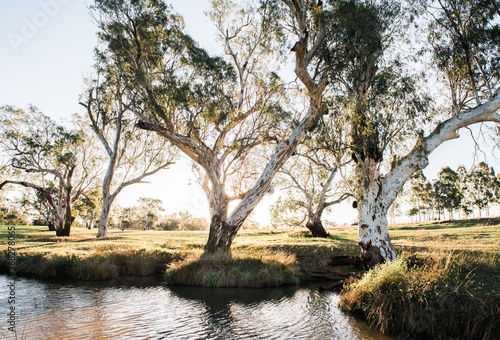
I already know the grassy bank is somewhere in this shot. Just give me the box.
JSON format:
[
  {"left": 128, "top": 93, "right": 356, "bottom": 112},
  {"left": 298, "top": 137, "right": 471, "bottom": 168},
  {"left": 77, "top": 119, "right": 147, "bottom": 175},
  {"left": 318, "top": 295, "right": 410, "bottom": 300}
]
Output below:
[
  {"left": 0, "top": 225, "right": 358, "bottom": 285},
  {"left": 1, "top": 219, "right": 499, "bottom": 338},
  {"left": 341, "top": 218, "right": 500, "bottom": 340}
]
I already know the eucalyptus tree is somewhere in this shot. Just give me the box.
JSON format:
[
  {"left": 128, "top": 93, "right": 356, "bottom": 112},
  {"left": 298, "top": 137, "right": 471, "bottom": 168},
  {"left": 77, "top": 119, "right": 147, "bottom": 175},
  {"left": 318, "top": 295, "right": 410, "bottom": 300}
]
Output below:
[
  {"left": 91, "top": 0, "right": 330, "bottom": 252},
  {"left": 80, "top": 56, "right": 178, "bottom": 237},
  {"left": 0, "top": 106, "right": 103, "bottom": 236},
  {"left": 271, "top": 150, "right": 351, "bottom": 236},
  {"left": 311, "top": 0, "right": 434, "bottom": 264},
  {"left": 433, "top": 166, "right": 463, "bottom": 220},
  {"left": 271, "top": 105, "right": 352, "bottom": 237},
  {"left": 467, "top": 162, "right": 499, "bottom": 216},
  {"left": 73, "top": 188, "right": 102, "bottom": 229},
  {"left": 408, "top": 170, "right": 433, "bottom": 222},
  {"left": 457, "top": 165, "right": 474, "bottom": 217},
  {"left": 137, "top": 197, "right": 165, "bottom": 229},
  {"left": 304, "top": 0, "right": 500, "bottom": 266}
]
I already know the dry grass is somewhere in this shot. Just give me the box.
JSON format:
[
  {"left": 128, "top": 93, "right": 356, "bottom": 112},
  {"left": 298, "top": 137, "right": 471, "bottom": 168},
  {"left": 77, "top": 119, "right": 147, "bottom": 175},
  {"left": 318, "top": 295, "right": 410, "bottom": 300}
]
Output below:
[
  {"left": 0, "top": 225, "right": 359, "bottom": 283},
  {"left": 1, "top": 218, "right": 499, "bottom": 288},
  {"left": 165, "top": 250, "right": 300, "bottom": 288},
  {"left": 389, "top": 217, "right": 500, "bottom": 252},
  {"left": 336, "top": 218, "right": 500, "bottom": 339},
  {"left": 341, "top": 250, "right": 500, "bottom": 339}
]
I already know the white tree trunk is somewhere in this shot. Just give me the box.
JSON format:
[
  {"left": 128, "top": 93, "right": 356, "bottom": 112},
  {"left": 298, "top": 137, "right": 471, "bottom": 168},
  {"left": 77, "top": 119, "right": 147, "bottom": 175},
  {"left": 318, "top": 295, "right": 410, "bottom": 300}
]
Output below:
[
  {"left": 356, "top": 159, "right": 397, "bottom": 267},
  {"left": 97, "top": 156, "right": 117, "bottom": 237},
  {"left": 97, "top": 195, "right": 114, "bottom": 237},
  {"left": 358, "top": 198, "right": 396, "bottom": 266},
  {"left": 356, "top": 90, "right": 500, "bottom": 265}
]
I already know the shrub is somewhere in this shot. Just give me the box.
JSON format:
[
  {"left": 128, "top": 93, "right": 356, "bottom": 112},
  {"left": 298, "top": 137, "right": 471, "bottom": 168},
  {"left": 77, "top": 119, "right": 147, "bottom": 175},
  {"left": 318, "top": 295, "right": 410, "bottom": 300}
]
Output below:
[
  {"left": 341, "top": 253, "right": 500, "bottom": 340},
  {"left": 165, "top": 251, "right": 301, "bottom": 288}
]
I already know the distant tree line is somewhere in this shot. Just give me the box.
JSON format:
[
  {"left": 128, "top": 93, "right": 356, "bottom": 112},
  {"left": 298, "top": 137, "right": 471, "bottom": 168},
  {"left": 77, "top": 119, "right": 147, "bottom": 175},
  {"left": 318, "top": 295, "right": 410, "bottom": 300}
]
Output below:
[
  {"left": 111, "top": 197, "right": 208, "bottom": 231},
  {"left": 406, "top": 162, "right": 500, "bottom": 221}
]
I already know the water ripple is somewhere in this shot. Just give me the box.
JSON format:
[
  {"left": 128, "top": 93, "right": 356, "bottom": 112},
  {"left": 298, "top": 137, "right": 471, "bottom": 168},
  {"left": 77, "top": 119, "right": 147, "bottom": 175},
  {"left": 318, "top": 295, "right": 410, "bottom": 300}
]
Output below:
[{"left": 0, "top": 276, "right": 394, "bottom": 340}]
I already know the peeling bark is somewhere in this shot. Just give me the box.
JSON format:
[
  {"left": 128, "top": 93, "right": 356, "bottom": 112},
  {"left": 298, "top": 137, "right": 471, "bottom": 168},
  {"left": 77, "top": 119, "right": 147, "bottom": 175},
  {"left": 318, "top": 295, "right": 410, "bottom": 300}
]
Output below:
[
  {"left": 355, "top": 90, "right": 500, "bottom": 266},
  {"left": 355, "top": 158, "right": 396, "bottom": 267},
  {"left": 205, "top": 217, "right": 240, "bottom": 254}
]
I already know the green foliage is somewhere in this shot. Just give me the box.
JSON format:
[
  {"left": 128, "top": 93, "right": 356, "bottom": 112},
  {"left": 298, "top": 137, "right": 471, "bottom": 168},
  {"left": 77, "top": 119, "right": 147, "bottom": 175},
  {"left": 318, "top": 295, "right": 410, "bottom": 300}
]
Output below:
[
  {"left": 341, "top": 253, "right": 500, "bottom": 339},
  {"left": 434, "top": 166, "right": 463, "bottom": 219},
  {"left": 426, "top": 0, "right": 500, "bottom": 110},
  {"left": 91, "top": 0, "right": 237, "bottom": 129},
  {"left": 318, "top": 0, "right": 435, "bottom": 163},
  {"left": 405, "top": 163, "right": 500, "bottom": 220},
  {"left": 466, "top": 162, "right": 499, "bottom": 214}
]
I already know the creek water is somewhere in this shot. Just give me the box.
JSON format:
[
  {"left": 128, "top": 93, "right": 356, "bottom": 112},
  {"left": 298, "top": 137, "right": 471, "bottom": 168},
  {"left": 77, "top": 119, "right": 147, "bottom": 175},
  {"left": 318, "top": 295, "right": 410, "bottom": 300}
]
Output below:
[{"left": 0, "top": 275, "right": 395, "bottom": 340}]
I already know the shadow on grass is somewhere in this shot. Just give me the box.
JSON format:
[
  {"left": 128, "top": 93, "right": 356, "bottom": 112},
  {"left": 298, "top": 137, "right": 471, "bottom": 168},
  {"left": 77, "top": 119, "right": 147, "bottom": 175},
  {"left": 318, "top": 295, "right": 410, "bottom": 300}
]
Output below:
[{"left": 392, "top": 217, "right": 500, "bottom": 230}]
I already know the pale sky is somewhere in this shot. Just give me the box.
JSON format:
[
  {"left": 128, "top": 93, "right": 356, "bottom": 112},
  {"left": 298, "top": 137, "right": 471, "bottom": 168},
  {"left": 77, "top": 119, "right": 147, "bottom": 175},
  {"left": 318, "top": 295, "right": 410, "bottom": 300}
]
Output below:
[{"left": 1, "top": 0, "right": 499, "bottom": 226}]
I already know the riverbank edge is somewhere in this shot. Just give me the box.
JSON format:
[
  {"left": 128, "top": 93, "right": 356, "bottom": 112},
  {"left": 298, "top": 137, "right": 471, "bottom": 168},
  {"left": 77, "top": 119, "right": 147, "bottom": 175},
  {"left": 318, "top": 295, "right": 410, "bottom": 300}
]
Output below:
[
  {"left": 339, "top": 252, "right": 500, "bottom": 340},
  {"left": 1, "top": 249, "right": 499, "bottom": 339},
  {"left": 0, "top": 248, "right": 322, "bottom": 288}
]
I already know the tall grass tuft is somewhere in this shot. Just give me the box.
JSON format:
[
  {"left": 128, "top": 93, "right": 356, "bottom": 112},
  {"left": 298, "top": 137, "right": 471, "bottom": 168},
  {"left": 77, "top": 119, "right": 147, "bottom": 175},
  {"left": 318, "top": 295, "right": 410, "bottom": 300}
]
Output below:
[
  {"left": 165, "top": 250, "right": 301, "bottom": 288},
  {"left": 3, "top": 248, "right": 180, "bottom": 280},
  {"left": 340, "top": 252, "right": 500, "bottom": 340}
]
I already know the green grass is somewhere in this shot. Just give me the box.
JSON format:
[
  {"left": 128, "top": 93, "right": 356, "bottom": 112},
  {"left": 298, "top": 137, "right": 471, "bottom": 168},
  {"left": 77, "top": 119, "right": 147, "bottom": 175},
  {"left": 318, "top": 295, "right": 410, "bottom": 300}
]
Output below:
[
  {"left": 339, "top": 218, "right": 500, "bottom": 340},
  {"left": 165, "top": 251, "right": 300, "bottom": 288},
  {"left": 2, "top": 219, "right": 500, "bottom": 338},
  {"left": 0, "top": 225, "right": 359, "bottom": 284}
]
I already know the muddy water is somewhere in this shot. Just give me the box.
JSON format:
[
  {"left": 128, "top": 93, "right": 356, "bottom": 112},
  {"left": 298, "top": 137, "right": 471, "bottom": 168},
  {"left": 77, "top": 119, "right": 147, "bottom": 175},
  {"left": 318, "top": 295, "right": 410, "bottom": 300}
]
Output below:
[{"left": 0, "top": 275, "right": 395, "bottom": 339}]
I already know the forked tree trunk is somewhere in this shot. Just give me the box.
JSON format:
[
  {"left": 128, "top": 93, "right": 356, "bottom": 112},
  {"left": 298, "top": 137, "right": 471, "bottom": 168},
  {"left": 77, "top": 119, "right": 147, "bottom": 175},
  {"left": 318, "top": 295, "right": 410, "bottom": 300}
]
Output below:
[
  {"left": 306, "top": 218, "right": 328, "bottom": 237},
  {"left": 352, "top": 82, "right": 500, "bottom": 268},
  {"left": 55, "top": 218, "right": 64, "bottom": 236},
  {"left": 55, "top": 214, "right": 74, "bottom": 237},
  {"left": 59, "top": 195, "right": 74, "bottom": 237},
  {"left": 60, "top": 216, "right": 73, "bottom": 237},
  {"left": 205, "top": 185, "right": 234, "bottom": 253},
  {"left": 205, "top": 216, "right": 241, "bottom": 253},
  {"left": 355, "top": 159, "right": 398, "bottom": 268}
]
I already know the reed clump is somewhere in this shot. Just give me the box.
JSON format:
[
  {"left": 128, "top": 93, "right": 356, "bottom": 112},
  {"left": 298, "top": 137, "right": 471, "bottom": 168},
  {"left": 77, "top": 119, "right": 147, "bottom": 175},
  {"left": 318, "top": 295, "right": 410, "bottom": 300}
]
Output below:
[
  {"left": 1, "top": 246, "right": 180, "bottom": 280},
  {"left": 165, "top": 250, "right": 301, "bottom": 288},
  {"left": 340, "top": 252, "right": 500, "bottom": 340}
]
